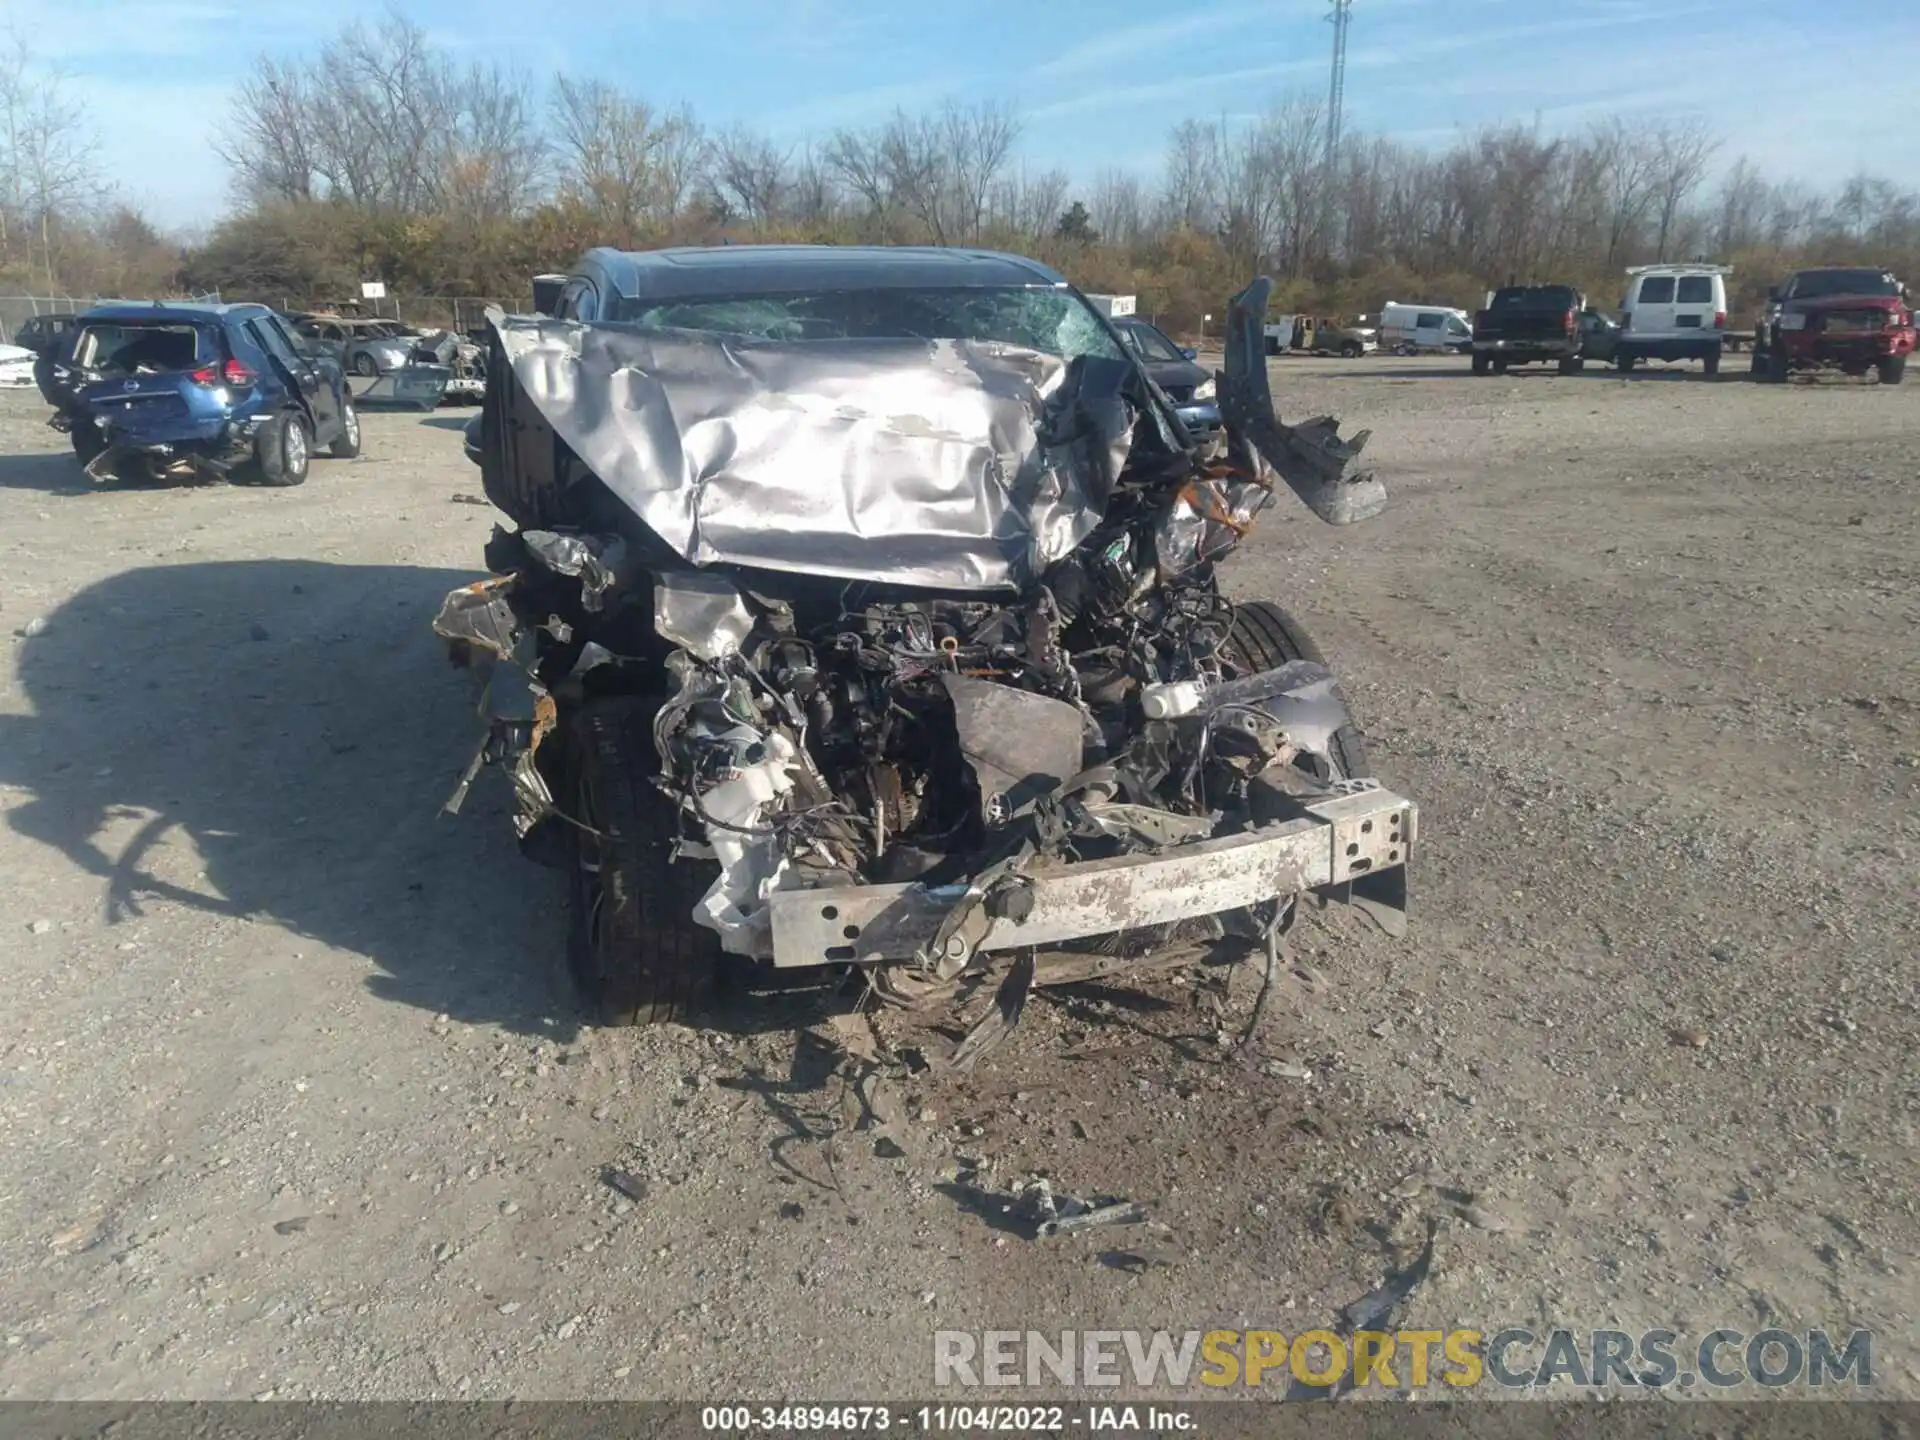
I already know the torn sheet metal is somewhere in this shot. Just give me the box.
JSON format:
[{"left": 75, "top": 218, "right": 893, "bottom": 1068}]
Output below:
[
  {"left": 431, "top": 578, "right": 522, "bottom": 660},
  {"left": 655, "top": 570, "right": 755, "bottom": 659},
  {"left": 522, "top": 530, "right": 626, "bottom": 611},
  {"left": 489, "top": 314, "right": 1138, "bottom": 591},
  {"left": 940, "top": 674, "right": 1085, "bottom": 823},
  {"left": 1220, "top": 277, "right": 1385, "bottom": 526}
]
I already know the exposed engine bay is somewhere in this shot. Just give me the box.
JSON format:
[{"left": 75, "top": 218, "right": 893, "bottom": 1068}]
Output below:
[{"left": 434, "top": 275, "right": 1416, "bottom": 1022}]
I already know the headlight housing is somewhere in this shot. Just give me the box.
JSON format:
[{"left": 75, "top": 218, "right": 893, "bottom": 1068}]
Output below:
[{"left": 1192, "top": 376, "right": 1216, "bottom": 402}]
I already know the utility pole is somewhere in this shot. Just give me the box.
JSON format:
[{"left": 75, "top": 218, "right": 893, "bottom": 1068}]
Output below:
[{"left": 1326, "top": 0, "right": 1353, "bottom": 173}]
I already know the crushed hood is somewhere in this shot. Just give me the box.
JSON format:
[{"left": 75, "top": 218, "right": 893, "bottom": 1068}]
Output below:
[{"left": 488, "top": 312, "right": 1140, "bottom": 592}]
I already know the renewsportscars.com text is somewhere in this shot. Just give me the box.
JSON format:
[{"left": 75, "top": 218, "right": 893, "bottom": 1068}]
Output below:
[{"left": 933, "top": 1327, "right": 1873, "bottom": 1392}]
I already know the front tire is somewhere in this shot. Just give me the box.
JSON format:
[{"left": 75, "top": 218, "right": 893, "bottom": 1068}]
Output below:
[
  {"left": 327, "top": 398, "right": 361, "bottom": 458},
  {"left": 254, "top": 412, "right": 310, "bottom": 486},
  {"left": 563, "top": 697, "right": 721, "bottom": 1026},
  {"left": 1225, "top": 600, "right": 1369, "bottom": 781},
  {"left": 1471, "top": 353, "right": 1491, "bottom": 376},
  {"left": 1878, "top": 355, "right": 1907, "bottom": 386},
  {"left": 352, "top": 353, "right": 380, "bottom": 378}
]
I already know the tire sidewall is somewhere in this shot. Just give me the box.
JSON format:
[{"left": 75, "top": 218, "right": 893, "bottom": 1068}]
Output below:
[{"left": 330, "top": 398, "right": 361, "bottom": 458}]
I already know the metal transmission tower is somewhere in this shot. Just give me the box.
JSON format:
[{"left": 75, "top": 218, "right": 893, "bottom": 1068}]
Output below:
[{"left": 1326, "top": 0, "right": 1353, "bottom": 171}]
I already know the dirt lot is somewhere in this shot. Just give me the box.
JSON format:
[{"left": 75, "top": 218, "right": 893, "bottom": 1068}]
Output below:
[{"left": 0, "top": 357, "right": 1915, "bottom": 1402}]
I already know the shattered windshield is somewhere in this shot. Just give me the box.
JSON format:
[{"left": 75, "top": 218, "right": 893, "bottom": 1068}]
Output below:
[
  {"left": 609, "top": 286, "right": 1127, "bottom": 363},
  {"left": 1787, "top": 270, "right": 1900, "bottom": 300}
]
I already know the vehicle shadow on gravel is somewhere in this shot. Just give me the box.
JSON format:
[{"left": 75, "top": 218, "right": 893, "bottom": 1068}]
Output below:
[
  {"left": 0, "top": 558, "right": 572, "bottom": 1037},
  {"left": 0, "top": 451, "right": 90, "bottom": 494}
]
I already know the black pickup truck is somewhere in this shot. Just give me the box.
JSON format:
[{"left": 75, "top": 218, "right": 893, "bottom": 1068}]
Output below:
[{"left": 1471, "top": 284, "right": 1586, "bottom": 374}]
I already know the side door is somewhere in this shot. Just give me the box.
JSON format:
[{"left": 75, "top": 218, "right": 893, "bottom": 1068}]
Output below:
[
  {"left": 1414, "top": 312, "right": 1443, "bottom": 349},
  {"left": 1671, "top": 273, "right": 1717, "bottom": 339},
  {"left": 1627, "top": 273, "right": 1677, "bottom": 338},
  {"left": 248, "top": 314, "right": 341, "bottom": 440}
]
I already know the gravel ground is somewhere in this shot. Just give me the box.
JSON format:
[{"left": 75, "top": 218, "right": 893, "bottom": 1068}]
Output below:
[{"left": 0, "top": 357, "right": 1914, "bottom": 1402}]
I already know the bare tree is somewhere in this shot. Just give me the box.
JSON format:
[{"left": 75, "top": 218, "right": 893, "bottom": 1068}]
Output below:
[
  {"left": 551, "top": 75, "right": 664, "bottom": 230},
  {"left": 938, "top": 100, "right": 1021, "bottom": 243},
  {"left": 822, "top": 126, "right": 896, "bottom": 228},
  {"left": 1591, "top": 117, "right": 1662, "bottom": 269},
  {"left": 222, "top": 13, "right": 540, "bottom": 221},
  {"left": 0, "top": 31, "right": 102, "bottom": 285},
  {"left": 649, "top": 106, "right": 707, "bottom": 220},
  {"left": 989, "top": 165, "right": 1069, "bottom": 242},
  {"left": 442, "top": 63, "right": 545, "bottom": 222},
  {"left": 1647, "top": 117, "right": 1718, "bottom": 260},
  {"left": 1088, "top": 168, "right": 1147, "bottom": 248},
  {"left": 1159, "top": 118, "right": 1220, "bottom": 232},
  {"left": 708, "top": 125, "right": 790, "bottom": 224},
  {"left": 221, "top": 57, "right": 317, "bottom": 205}
]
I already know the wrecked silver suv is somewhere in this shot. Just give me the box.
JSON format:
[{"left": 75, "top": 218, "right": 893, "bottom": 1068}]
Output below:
[{"left": 435, "top": 245, "right": 1416, "bottom": 1026}]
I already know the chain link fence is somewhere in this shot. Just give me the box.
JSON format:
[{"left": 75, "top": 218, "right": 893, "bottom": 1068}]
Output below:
[
  {"left": 4, "top": 291, "right": 532, "bottom": 344},
  {"left": 0, "top": 292, "right": 224, "bottom": 346},
  {"left": 275, "top": 295, "right": 531, "bottom": 333}
]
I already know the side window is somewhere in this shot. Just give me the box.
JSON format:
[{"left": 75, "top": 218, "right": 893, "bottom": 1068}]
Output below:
[
  {"left": 1638, "top": 276, "right": 1677, "bottom": 304},
  {"left": 1675, "top": 276, "right": 1713, "bottom": 304},
  {"left": 1125, "top": 324, "right": 1182, "bottom": 362},
  {"left": 557, "top": 278, "right": 600, "bottom": 321},
  {"left": 248, "top": 317, "right": 303, "bottom": 371},
  {"left": 1415, "top": 312, "right": 1441, "bottom": 330}
]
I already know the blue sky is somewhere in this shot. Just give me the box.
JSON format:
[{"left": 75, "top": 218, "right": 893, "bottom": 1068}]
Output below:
[{"left": 17, "top": 0, "right": 1920, "bottom": 230}]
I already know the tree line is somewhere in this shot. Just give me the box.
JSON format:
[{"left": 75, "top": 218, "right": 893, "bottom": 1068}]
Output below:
[{"left": 7, "top": 15, "right": 1920, "bottom": 330}]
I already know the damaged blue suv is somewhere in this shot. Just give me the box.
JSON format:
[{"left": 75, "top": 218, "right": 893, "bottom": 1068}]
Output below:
[{"left": 36, "top": 301, "right": 360, "bottom": 485}]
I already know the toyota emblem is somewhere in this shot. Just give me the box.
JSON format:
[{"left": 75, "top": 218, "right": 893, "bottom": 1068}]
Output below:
[{"left": 122, "top": 380, "right": 138, "bottom": 391}]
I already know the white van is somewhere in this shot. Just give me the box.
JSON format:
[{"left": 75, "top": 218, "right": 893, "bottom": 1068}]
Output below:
[
  {"left": 1616, "top": 264, "right": 1731, "bottom": 375},
  {"left": 1379, "top": 302, "right": 1472, "bottom": 354}
]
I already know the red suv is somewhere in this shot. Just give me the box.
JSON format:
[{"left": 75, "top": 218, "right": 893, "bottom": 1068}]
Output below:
[{"left": 1753, "top": 267, "right": 1914, "bottom": 385}]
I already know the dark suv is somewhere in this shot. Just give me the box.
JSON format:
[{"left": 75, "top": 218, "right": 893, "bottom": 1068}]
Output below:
[
  {"left": 36, "top": 302, "right": 360, "bottom": 484},
  {"left": 9, "top": 313, "right": 81, "bottom": 355}
]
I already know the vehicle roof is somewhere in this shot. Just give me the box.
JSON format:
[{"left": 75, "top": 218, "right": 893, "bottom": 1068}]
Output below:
[
  {"left": 1625, "top": 264, "right": 1733, "bottom": 276},
  {"left": 80, "top": 301, "right": 273, "bottom": 324},
  {"left": 580, "top": 244, "right": 1070, "bottom": 300}
]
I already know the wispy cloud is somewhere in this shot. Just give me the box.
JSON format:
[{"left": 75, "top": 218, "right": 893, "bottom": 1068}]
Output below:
[
  {"left": 760, "top": 76, "right": 981, "bottom": 136},
  {"left": 1027, "top": 56, "right": 1329, "bottom": 122},
  {"left": 1028, "top": 2, "right": 1276, "bottom": 80}
]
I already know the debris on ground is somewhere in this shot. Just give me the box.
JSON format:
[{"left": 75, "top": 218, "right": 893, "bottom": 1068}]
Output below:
[
  {"left": 1017, "top": 1177, "right": 1150, "bottom": 1239},
  {"left": 601, "top": 1168, "right": 649, "bottom": 1203}
]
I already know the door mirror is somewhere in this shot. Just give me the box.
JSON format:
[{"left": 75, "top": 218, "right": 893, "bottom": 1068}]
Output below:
[
  {"left": 530, "top": 274, "right": 567, "bottom": 317},
  {"left": 1180, "top": 346, "right": 1198, "bottom": 360},
  {"left": 1767, "top": 287, "right": 1782, "bottom": 303}
]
